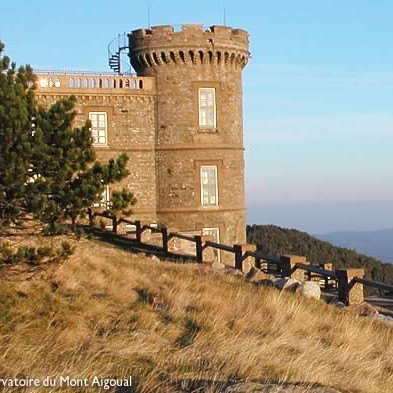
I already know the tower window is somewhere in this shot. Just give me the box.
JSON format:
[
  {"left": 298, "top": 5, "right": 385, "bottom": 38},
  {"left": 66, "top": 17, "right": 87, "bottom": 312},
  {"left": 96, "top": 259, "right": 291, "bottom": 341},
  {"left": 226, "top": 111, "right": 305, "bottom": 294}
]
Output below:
[
  {"left": 200, "top": 165, "right": 218, "bottom": 207},
  {"left": 89, "top": 112, "right": 108, "bottom": 145},
  {"left": 198, "top": 88, "right": 216, "bottom": 128}
]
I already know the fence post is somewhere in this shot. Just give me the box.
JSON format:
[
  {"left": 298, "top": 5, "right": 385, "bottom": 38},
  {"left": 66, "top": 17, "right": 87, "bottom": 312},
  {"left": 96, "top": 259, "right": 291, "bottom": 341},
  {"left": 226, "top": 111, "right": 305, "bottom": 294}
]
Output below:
[
  {"left": 233, "top": 245, "right": 243, "bottom": 270},
  {"left": 135, "top": 220, "right": 142, "bottom": 242},
  {"left": 280, "top": 256, "right": 292, "bottom": 278},
  {"left": 336, "top": 269, "right": 365, "bottom": 306},
  {"left": 195, "top": 235, "right": 203, "bottom": 263},
  {"left": 234, "top": 244, "right": 257, "bottom": 273},
  {"left": 201, "top": 235, "right": 215, "bottom": 262},
  {"left": 88, "top": 208, "right": 94, "bottom": 226},
  {"left": 162, "top": 227, "right": 169, "bottom": 254},
  {"left": 112, "top": 215, "right": 118, "bottom": 234},
  {"left": 280, "top": 255, "right": 308, "bottom": 280},
  {"left": 322, "top": 263, "right": 333, "bottom": 289}
]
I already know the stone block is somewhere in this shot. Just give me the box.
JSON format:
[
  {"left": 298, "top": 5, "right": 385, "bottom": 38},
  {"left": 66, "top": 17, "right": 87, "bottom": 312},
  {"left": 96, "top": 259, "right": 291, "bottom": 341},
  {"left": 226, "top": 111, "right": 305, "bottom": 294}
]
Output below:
[{"left": 336, "top": 268, "right": 365, "bottom": 305}]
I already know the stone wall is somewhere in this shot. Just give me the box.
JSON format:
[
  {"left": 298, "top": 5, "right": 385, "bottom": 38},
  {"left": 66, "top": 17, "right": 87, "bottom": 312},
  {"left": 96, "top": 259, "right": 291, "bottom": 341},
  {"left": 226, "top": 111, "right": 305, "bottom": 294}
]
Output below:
[{"left": 35, "top": 75, "right": 157, "bottom": 223}]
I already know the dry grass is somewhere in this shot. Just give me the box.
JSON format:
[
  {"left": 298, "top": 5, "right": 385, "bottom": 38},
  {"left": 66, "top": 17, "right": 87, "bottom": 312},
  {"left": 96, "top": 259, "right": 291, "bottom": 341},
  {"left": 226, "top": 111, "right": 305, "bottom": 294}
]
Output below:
[{"left": 0, "top": 238, "right": 392, "bottom": 392}]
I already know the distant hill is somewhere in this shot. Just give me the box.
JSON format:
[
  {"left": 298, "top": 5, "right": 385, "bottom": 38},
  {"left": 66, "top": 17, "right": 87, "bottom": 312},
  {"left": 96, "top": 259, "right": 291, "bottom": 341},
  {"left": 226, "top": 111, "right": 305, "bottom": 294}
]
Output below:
[
  {"left": 246, "top": 224, "right": 393, "bottom": 289},
  {"left": 316, "top": 229, "right": 393, "bottom": 264}
]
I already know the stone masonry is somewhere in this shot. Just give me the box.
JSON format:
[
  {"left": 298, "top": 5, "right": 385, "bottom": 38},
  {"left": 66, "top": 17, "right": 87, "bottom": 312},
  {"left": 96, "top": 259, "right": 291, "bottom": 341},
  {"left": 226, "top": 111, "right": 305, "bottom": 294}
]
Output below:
[{"left": 35, "top": 24, "right": 250, "bottom": 264}]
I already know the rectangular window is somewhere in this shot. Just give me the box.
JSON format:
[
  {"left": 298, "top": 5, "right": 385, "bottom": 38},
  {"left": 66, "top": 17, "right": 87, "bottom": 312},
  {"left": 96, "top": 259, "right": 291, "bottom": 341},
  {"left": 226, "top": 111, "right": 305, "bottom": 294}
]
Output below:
[
  {"left": 93, "top": 185, "right": 110, "bottom": 208},
  {"left": 203, "top": 227, "right": 220, "bottom": 261},
  {"left": 200, "top": 165, "right": 218, "bottom": 207},
  {"left": 89, "top": 112, "right": 108, "bottom": 145},
  {"left": 199, "top": 88, "right": 216, "bottom": 128}
]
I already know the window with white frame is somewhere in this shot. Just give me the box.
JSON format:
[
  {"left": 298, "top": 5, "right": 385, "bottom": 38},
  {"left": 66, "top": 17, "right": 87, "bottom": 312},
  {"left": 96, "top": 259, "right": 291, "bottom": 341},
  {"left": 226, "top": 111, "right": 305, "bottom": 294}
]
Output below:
[
  {"left": 89, "top": 112, "right": 108, "bottom": 145},
  {"left": 203, "top": 227, "right": 220, "bottom": 261},
  {"left": 198, "top": 88, "right": 216, "bottom": 128},
  {"left": 200, "top": 165, "right": 218, "bottom": 207},
  {"left": 93, "top": 185, "right": 110, "bottom": 208}
]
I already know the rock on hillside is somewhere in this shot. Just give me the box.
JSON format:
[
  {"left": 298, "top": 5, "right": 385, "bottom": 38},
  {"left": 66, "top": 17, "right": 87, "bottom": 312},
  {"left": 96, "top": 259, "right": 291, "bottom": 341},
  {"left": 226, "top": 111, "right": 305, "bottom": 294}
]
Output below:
[{"left": 225, "top": 383, "right": 342, "bottom": 392}]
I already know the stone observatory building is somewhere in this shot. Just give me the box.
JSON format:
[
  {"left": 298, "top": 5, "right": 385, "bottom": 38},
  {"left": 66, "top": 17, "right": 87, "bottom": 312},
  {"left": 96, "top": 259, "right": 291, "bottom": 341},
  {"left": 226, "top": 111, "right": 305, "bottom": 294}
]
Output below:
[{"left": 35, "top": 24, "right": 250, "bottom": 261}]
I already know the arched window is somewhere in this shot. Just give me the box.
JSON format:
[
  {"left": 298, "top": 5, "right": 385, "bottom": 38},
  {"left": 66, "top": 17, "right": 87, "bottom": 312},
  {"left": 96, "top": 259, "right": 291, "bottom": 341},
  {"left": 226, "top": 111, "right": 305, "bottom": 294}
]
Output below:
[
  {"left": 69, "top": 78, "right": 74, "bottom": 87},
  {"left": 189, "top": 50, "right": 195, "bottom": 64},
  {"left": 145, "top": 53, "right": 153, "bottom": 67},
  {"left": 139, "top": 80, "right": 143, "bottom": 89},
  {"left": 179, "top": 51, "right": 185, "bottom": 63}
]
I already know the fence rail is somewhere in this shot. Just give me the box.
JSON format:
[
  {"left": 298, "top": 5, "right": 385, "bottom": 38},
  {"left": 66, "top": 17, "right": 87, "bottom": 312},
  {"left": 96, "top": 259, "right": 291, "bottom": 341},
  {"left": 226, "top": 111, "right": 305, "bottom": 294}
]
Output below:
[
  {"left": 293, "top": 263, "right": 338, "bottom": 279},
  {"left": 87, "top": 209, "right": 393, "bottom": 306},
  {"left": 168, "top": 232, "right": 198, "bottom": 243},
  {"left": 203, "top": 241, "right": 236, "bottom": 253},
  {"left": 351, "top": 277, "right": 393, "bottom": 292}
]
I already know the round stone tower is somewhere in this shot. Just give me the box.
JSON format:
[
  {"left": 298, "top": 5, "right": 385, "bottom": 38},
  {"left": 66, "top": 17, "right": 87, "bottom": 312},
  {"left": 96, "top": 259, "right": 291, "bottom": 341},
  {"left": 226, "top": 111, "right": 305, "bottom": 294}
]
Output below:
[{"left": 128, "top": 24, "right": 250, "bottom": 262}]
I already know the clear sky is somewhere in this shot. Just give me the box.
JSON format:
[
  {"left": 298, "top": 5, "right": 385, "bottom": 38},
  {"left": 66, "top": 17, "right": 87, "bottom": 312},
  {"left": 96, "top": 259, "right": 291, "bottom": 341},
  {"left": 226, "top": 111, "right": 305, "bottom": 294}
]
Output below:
[{"left": 1, "top": 0, "right": 393, "bottom": 233}]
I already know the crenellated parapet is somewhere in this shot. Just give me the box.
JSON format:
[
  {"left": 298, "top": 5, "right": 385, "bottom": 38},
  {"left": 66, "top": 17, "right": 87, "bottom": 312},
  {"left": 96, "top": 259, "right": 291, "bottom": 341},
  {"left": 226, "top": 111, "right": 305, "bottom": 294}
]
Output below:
[{"left": 128, "top": 24, "right": 250, "bottom": 73}]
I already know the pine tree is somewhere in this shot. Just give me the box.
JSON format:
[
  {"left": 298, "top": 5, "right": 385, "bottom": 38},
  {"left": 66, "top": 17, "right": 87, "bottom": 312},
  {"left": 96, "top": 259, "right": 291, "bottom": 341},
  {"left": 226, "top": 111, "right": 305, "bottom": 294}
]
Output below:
[
  {"left": 0, "top": 42, "right": 136, "bottom": 230},
  {"left": 0, "top": 41, "right": 36, "bottom": 226}
]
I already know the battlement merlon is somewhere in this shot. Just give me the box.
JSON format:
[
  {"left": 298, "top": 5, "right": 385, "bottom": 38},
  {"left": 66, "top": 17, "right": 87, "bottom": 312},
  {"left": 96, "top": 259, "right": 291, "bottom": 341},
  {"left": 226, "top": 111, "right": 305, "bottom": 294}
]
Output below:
[{"left": 128, "top": 24, "right": 249, "bottom": 53}]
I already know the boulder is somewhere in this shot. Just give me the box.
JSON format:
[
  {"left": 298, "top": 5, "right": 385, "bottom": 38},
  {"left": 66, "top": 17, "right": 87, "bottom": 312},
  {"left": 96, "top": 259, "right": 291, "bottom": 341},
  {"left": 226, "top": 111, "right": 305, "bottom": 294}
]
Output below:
[
  {"left": 150, "top": 255, "right": 161, "bottom": 263},
  {"left": 274, "top": 278, "right": 301, "bottom": 292},
  {"left": 372, "top": 314, "right": 393, "bottom": 324},
  {"left": 241, "top": 258, "right": 255, "bottom": 275},
  {"left": 246, "top": 267, "right": 275, "bottom": 283},
  {"left": 224, "top": 268, "right": 243, "bottom": 276},
  {"left": 212, "top": 261, "right": 225, "bottom": 270},
  {"left": 295, "top": 281, "right": 321, "bottom": 300},
  {"left": 256, "top": 279, "right": 275, "bottom": 288},
  {"left": 349, "top": 302, "right": 379, "bottom": 317}
]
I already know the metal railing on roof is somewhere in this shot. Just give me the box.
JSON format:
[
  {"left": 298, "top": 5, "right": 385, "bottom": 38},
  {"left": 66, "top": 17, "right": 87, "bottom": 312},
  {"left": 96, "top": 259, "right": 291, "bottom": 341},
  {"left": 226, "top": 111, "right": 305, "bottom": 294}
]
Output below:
[{"left": 35, "top": 69, "right": 135, "bottom": 76}]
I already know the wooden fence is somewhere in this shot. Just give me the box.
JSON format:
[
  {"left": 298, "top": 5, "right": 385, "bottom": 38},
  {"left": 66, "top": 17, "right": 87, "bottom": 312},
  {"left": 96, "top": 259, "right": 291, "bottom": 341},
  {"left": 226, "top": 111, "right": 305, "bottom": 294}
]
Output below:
[{"left": 87, "top": 209, "right": 393, "bottom": 306}]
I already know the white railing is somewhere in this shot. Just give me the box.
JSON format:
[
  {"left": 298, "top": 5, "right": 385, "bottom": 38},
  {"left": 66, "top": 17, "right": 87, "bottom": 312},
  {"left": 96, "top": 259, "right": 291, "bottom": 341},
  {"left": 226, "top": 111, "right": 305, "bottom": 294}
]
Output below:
[{"left": 35, "top": 72, "right": 153, "bottom": 91}]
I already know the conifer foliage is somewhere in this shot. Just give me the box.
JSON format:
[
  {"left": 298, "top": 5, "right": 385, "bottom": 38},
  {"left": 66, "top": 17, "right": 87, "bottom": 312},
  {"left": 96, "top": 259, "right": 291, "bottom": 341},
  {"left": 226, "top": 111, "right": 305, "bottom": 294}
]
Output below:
[{"left": 0, "top": 42, "right": 136, "bottom": 229}]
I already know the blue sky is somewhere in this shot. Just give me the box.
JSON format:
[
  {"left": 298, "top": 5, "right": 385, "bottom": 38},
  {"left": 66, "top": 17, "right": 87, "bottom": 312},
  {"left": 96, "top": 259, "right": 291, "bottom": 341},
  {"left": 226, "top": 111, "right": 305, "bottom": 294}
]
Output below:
[{"left": 1, "top": 0, "right": 393, "bottom": 233}]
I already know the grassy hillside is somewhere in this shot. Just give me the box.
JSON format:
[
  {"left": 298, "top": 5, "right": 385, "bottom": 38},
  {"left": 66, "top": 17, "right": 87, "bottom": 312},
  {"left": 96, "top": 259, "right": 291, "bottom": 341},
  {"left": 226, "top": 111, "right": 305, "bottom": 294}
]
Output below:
[
  {"left": 247, "top": 225, "right": 393, "bottom": 288},
  {"left": 0, "top": 237, "right": 393, "bottom": 392}
]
